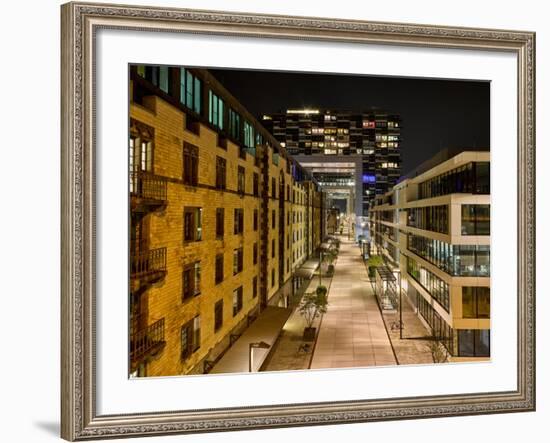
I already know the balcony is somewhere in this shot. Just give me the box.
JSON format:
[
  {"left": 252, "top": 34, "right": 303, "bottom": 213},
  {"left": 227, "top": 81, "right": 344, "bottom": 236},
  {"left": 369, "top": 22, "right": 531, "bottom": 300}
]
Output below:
[
  {"left": 130, "top": 172, "right": 167, "bottom": 212},
  {"left": 130, "top": 318, "right": 166, "bottom": 371},
  {"left": 131, "top": 247, "right": 167, "bottom": 291}
]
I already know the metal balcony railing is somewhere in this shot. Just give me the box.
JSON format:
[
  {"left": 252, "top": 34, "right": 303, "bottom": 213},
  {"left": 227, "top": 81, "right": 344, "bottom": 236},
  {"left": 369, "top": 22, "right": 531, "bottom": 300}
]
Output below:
[
  {"left": 130, "top": 318, "right": 165, "bottom": 365},
  {"left": 131, "top": 247, "right": 167, "bottom": 278},
  {"left": 130, "top": 171, "right": 167, "bottom": 202}
]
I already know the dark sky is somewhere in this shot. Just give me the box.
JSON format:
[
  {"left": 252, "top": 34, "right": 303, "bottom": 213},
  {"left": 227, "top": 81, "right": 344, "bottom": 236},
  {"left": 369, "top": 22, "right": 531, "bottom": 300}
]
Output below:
[{"left": 209, "top": 68, "right": 490, "bottom": 175}]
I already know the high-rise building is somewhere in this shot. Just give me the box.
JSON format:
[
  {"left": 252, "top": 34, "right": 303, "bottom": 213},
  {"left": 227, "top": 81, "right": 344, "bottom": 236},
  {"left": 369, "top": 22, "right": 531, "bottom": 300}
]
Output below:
[
  {"left": 369, "top": 148, "right": 490, "bottom": 361},
  {"left": 129, "top": 65, "right": 325, "bottom": 377},
  {"left": 261, "top": 109, "right": 401, "bottom": 238}
]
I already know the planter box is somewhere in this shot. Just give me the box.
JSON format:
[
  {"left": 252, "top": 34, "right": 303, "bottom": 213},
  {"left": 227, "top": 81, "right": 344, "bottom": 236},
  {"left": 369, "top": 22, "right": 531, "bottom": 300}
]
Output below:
[{"left": 303, "top": 327, "right": 317, "bottom": 341}]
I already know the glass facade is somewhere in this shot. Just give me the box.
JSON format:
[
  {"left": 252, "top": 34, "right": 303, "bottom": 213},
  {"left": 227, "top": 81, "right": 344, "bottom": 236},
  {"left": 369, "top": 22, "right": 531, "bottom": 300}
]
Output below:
[
  {"left": 416, "top": 293, "right": 453, "bottom": 353},
  {"left": 462, "top": 286, "right": 490, "bottom": 318},
  {"left": 461, "top": 204, "right": 490, "bottom": 235},
  {"left": 407, "top": 205, "right": 448, "bottom": 234},
  {"left": 407, "top": 256, "right": 450, "bottom": 311},
  {"left": 408, "top": 234, "right": 490, "bottom": 277},
  {"left": 418, "top": 162, "right": 490, "bottom": 200},
  {"left": 457, "top": 329, "right": 490, "bottom": 357}
]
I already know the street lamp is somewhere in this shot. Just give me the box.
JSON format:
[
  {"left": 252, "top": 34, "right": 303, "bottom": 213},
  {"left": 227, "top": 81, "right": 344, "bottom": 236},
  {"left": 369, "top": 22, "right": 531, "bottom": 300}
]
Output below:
[
  {"left": 249, "top": 341, "right": 271, "bottom": 372},
  {"left": 319, "top": 251, "right": 323, "bottom": 286},
  {"left": 396, "top": 270, "right": 403, "bottom": 340}
]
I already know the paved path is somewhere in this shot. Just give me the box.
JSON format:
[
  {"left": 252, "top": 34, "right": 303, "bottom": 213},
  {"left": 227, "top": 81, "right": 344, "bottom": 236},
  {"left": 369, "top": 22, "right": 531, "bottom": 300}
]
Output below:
[
  {"left": 310, "top": 237, "right": 397, "bottom": 369},
  {"left": 262, "top": 275, "right": 328, "bottom": 372}
]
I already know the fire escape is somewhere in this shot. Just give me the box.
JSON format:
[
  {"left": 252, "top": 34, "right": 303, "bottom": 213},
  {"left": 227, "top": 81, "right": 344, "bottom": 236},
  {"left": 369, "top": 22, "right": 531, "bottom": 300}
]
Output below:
[{"left": 129, "top": 119, "right": 168, "bottom": 374}]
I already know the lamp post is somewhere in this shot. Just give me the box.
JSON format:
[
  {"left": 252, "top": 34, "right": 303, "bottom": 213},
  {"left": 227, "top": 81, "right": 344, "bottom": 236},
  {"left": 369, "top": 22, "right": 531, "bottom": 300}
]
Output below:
[
  {"left": 397, "top": 271, "right": 403, "bottom": 340},
  {"left": 249, "top": 341, "right": 271, "bottom": 372},
  {"left": 319, "top": 251, "right": 323, "bottom": 286}
]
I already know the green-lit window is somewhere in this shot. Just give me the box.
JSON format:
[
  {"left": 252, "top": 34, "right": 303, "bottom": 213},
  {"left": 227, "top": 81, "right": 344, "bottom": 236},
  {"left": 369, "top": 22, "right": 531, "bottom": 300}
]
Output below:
[
  {"left": 137, "top": 65, "right": 146, "bottom": 77},
  {"left": 194, "top": 77, "right": 201, "bottom": 114},
  {"left": 228, "top": 108, "right": 241, "bottom": 140},
  {"left": 208, "top": 91, "right": 224, "bottom": 130},
  {"left": 159, "top": 66, "right": 169, "bottom": 93},
  {"left": 244, "top": 121, "right": 254, "bottom": 148},
  {"left": 179, "top": 68, "right": 201, "bottom": 114}
]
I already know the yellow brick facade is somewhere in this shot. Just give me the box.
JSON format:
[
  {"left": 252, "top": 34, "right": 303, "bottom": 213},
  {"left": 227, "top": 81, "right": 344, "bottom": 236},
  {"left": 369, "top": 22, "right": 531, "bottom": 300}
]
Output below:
[{"left": 129, "top": 66, "right": 325, "bottom": 377}]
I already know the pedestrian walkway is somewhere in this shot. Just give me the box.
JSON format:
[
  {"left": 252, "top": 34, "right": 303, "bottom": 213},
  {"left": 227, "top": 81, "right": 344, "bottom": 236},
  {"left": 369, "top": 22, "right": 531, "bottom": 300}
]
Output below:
[
  {"left": 310, "top": 237, "right": 397, "bottom": 369},
  {"left": 261, "top": 275, "right": 329, "bottom": 372},
  {"left": 210, "top": 306, "right": 292, "bottom": 374}
]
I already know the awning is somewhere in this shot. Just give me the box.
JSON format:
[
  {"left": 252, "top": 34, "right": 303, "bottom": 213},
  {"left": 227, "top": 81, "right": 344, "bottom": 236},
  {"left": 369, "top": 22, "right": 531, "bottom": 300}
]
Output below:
[
  {"left": 210, "top": 306, "right": 292, "bottom": 374},
  {"left": 293, "top": 267, "right": 315, "bottom": 280}
]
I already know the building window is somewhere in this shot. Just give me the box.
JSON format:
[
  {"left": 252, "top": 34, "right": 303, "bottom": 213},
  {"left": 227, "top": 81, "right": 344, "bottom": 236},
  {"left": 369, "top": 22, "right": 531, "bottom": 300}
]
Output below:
[
  {"left": 208, "top": 90, "right": 224, "bottom": 130},
  {"left": 252, "top": 276, "right": 258, "bottom": 298},
  {"left": 416, "top": 295, "right": 454, "bottom": 353},
  {"left": 129, "top": 122, "right": 153, "bottom": 176},
  {"left": 457, "top": 329, "right": 490, "bottom": 357},
  {"left": 183, "top": 207, "right": 202, "bottom": 242},
  {"left": 237, "top": 166, "right": 246, "bottom": 194},
  {"left": 215, "top": 254, "right": 224, "bottom": 285},
  {"left": 407, "top": 256, "right": 449, "bottom": 311},
  {"left": 214, "top": 300, "right": 223, "bottom": 332},
  {"left": 180, "top": 68, "right": 201, "bottom": 114},
  {"left": 461, "top": 205, "right": 490, "bottom": 235},
  {"left": 253, "top": 243, "right": 258, "bottom": 265},
  {"left": 228, "top": 108, "right": 241, "bottom": 141},
  {"left": 183, "top": 143, "right": 198, "bottom": 186},
  {"left": 215, "top": 156, "right": 226, "bottom": 190},
  {"left": 138, "top": 65, "right": 170, "bottom": 93},
  {"left": 408, "top": 234, "right": 490, "bottom": 277},
  {"left": 407, "top": 205, "right": 448, "bottom": 234},
  {"left": 418, "top": 162, "right": 490, "bottom": 199},
  {"left": 233, "top": 248, "right": 243, "bottom": 275},
  {"left": 182, "top": 262, "right": 201, "bottom": 301},
  {"left": 271, "top": 269, "right": 276, "bottom": 287},
  {"left": 234, "top": 208, "right": 244, "bottom": 235},
  {"left": 233, "top": 287, "right": 243, "bottom": 316},
  {"left": 272, "top": 239, "right": 276, "bottom": 258},
  {"left": 253, "top": 173, "right": 259, "bottom": 197},
  {"left": 244, "top": 121, "right": 255, "bottom": 149},
  {"left": 253, "top": 209, "right": 258, "bottom": 231},
  {"left": 462, "top": 287, "right": 490, "bottom": 318},
  {"left": 181, "top": 316, "right": 200, "bottom": 360},
  {"left": 216, "top": 208, "right": 224, "bottom": 239},
  {"left": 272, "top": 209, "right": 276, "bottom": 229}
]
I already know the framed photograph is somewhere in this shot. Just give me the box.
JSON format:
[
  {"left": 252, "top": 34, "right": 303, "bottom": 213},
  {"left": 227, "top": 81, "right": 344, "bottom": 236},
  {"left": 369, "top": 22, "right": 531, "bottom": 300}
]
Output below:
[{"left": 61, "top": 1, "right": 536, "bottom": 440}]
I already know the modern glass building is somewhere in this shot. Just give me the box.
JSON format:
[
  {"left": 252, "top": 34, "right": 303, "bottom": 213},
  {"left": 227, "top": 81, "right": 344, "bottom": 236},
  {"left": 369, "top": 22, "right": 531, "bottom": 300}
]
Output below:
[
  {"left": 261, "top": 109, "right": 401, "bottom": 239},
  {"left": 369, "top": 148, "right": 490, "bottom": 361}
]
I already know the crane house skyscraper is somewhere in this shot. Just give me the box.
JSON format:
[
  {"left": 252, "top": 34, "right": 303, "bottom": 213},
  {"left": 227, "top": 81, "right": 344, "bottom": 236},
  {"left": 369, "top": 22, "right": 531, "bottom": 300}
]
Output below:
[{"left": 261, "top": 109, "right": 402, "bottom": 239}]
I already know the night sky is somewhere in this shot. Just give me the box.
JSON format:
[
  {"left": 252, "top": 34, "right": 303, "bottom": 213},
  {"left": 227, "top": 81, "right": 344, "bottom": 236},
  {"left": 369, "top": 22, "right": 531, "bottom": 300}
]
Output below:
[{"left": 209, "top": 68, "right": 490, "bottom": 175}]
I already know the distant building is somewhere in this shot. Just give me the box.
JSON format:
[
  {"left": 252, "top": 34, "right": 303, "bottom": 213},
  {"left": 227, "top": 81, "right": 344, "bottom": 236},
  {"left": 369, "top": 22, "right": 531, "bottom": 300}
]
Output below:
[
  {"left": 261, "top": 109, "right": 401, "bottom": 238},
  {"left": 129, "top": 66, "right": 325, "bottom": 377},
  {"left": 369, "top": 149, "right": 490, "bottom": 361}
]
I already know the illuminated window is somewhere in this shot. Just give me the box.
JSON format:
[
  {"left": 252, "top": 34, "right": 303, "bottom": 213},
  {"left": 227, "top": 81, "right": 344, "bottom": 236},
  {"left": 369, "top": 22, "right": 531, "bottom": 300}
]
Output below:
[
  {"left": 208, "top": 91, "right": 224, "bottom": 130},
  {"left": 180, "top": 68, "right": 201, "bottom": 114}
]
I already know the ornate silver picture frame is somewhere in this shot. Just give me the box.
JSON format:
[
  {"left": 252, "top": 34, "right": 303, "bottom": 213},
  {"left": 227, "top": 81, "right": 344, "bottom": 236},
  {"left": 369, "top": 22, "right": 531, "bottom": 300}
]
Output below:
[{"left": 61, "top": 1, "right": 535, "bottom": 440}]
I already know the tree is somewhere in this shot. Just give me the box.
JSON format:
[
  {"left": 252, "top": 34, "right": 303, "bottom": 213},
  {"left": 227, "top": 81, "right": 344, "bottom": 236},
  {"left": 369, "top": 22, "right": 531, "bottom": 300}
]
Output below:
[
  {"left": 299, "top": 285, "right": 329, "bottom": 340},
  {"left": 366, "top": 255, "right": 384, "bottom": 279},
  {"left": 425, "top": 334, "right": 449, "bottom": 364}
]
